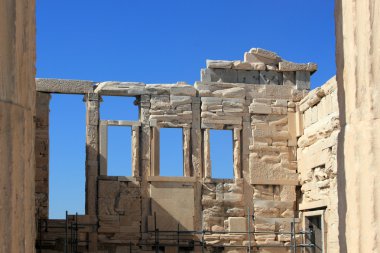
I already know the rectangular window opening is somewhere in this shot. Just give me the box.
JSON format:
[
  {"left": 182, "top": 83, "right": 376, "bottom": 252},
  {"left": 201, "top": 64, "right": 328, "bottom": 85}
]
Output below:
[
  {"left": 100, "top": 96, "right": 139, "bottom": 121},
  {"left": 107, "top": 126, "right": 132, "bottom": 176},
  {"left": 210, "top": 130, "right": 233, "bottom": 179},
  {"left": 49, "top": 94, "right": 86, "bottom": 219},
  {"left": 159, "top": 128, "right": 183, "bottom": 176}
]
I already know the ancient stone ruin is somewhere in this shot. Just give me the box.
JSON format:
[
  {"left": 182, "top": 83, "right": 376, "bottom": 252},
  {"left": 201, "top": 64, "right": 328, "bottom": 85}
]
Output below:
[{"left": 34, "top": 48, "right": 340, "bottom": 253}]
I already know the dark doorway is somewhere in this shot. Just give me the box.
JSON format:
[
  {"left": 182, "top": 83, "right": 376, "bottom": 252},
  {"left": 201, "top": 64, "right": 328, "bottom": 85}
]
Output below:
[{"left": 305, "top": 215, "right": 323, "bottom": 253}]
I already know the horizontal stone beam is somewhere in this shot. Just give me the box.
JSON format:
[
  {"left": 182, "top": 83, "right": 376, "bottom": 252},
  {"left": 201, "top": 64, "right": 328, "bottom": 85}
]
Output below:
[
  {"left": 251, "top": 178, "right": 299, "bottom": 186},
  {"left": 100, "top": 120, "right": 141, "bottom": 127},
  {"left": 36, "top": 78, "right": 94, "bottom": 94}
]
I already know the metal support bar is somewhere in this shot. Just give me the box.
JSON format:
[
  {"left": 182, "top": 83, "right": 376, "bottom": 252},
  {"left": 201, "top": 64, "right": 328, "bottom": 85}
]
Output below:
[
  {"left": 65, "top": 211, "right": 68, "bottom": 253},
  {"left": 248, "top": 207, "right": 251, "bottom": 253}
]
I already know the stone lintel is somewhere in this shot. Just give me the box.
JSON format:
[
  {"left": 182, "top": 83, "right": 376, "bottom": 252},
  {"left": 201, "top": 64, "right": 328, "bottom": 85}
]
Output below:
[
  {"left": 251, "top": 179, "right": 299, "bottom": 186},
  {"left": 36, "top": 78, "right": 94, "bottom": 94},
  {"left": 100, "top": 120, "right": 141, "bottom": 127},
  {"left": 147, "top": 176, "right": 196, "bottom": 183},
  {"left": 299, "top": 200, "right": 328, "bottom": 211}
]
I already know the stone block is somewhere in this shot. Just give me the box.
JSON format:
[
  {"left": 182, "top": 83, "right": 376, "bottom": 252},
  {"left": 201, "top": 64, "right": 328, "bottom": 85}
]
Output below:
[
  {"left": 36, "top": 78, "right": 94, "bottom": 94},
  {"left": 250, "top": 48, "right": 280, "bottom": 60},
  {"left": 207, "top": 60, "right": 234, "bottom": 69},
  {"left": 249, "top": 104, "right": 271, "bottom": 114},
  {"left": 98, "top": 180, "right": 120, "bottom": 198},
  {"left": 282, "top": 71, "right": 295, "bottom": 86},
  {"left": 296, "top": 71, "right": 310, "bottom": 90},
  {"left": 232, "top": 61, "right": 254, "bottom": 70},
  {"left": 228, "top": 217, "right": 247, "bottom": 233},
  {"left": 213, "top": 87, "right": 245, "bottom": 98},
  {"left": 203, "top": 68, "right": 238, "bottom": 83},
  {"left": 279, "top": 61, "right": 317, "bottom": 72},
  {"left": 259, "top": 71, "right": 281, "bottom": 85},
  {"left": 237, "top": 70, "right": 260, "bottom": 84},
  {"left": 226, "top": 207, "right": 245, "bottom": 217},
  {"left": 254, "top": 222, "right": 275, "bottom": 232}
]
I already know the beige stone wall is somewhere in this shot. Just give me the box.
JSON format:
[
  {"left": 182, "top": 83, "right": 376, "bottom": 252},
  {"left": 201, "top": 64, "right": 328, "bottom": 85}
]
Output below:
[
  {"left": 35, "top": 48, "right": 317, "bottom": 252},
  {"left": 335, "top": 0, "right": 380, "bottom": 252},
  {"left": 97, "top": 177, "right": 141, "bottom": 246},
  {"left": 0, "top": 0, "right": 36, "bottom": 252},
  {"left": 297, "top": 77, "right": 340, "bottom": 252}
]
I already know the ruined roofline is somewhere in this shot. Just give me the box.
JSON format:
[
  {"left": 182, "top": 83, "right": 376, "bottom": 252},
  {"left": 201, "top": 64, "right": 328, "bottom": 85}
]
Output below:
[{"left": 36, "top": 48, "right": 317, "bottom": 94}]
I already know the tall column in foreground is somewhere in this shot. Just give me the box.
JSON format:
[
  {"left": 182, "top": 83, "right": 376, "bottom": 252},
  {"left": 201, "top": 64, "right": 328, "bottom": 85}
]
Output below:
[
  {"left": 335, "top": 1, "right": 380, "bottom": 252},
  {"left": 0, "top": 0, "right": 36, "bottom": 252}
]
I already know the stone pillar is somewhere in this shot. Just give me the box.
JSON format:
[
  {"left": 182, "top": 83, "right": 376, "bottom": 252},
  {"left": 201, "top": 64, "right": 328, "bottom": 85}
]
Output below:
[
  {"left": 99, "top": 122, "right": 108, "bottom": 176},
  {"left": 150, "top": 127, "right": 160, "bottom": 176},
  {"left": 84, "top": 93, "right": 100, "bottom": 215},
  {"left": 84, "top": 93, "right": 99, "bottom": 252},
  {"left": 233, "top": 128, "right": 242, "bottom": 179},
  {"left": 132, "top": 125, "right": 140, "bottom": 177},
  {"left": 191, "top": 97, "right": 202, "bottom": 178},
  {"left": 336, "top": 1, "right": 380, "bottom": 252},
  {"left": 140, "top": 95, "right": 151, "bottom": 232},
  {"left": 35, "top": 92, "right": 51, "bottom": 219},
  {"left": 203, "top": 129, "right": 211, "bottom": 178},
  {"left": 0, "top": 0, "right": 36, "bottom": 252},
  {"left": 183, "top": 127, "right": 191, "bottom": 177}
]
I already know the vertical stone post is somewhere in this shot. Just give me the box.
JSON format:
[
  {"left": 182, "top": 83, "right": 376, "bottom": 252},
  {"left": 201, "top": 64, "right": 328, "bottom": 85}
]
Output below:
[
  {"left": 99, "top": 122, "right": 108, "bottom": 176},
  {"left": 140, "top": 95, "right": 151, "bottom": 232},
  {"left": 233, "top": 128, "right": 242, "bottom": 179},
  {"left": 150, "top": 127, "right": 160, "bottom": 176},
  {"left": 132, "top": 125, "right": 140, "bottom": 177},
  {"left": 241, "top": 121, "right": 251, "bottom": 179},
  {"left": 183, "top": 127, "right": 191, "bottom": 177},
  {"left": 191, "top": 97, "right": 202, "bottom": 178},
  {"left": 84, "top": 93, "right": 99, "bottom": 252},
  {"left": 203, "top": 129, "right": 211, "bottom": 178},
  {"left": 336, "top": 1, "right": 380, "bottom": 251},
  {"left": 35, "top": 92, "right": 51, "bottom": 219}
]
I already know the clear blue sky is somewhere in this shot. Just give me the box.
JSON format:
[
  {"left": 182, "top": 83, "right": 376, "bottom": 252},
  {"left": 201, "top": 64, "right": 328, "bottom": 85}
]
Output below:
[{"left": 36, "top": 0, "right": 336, "bottom": 218}]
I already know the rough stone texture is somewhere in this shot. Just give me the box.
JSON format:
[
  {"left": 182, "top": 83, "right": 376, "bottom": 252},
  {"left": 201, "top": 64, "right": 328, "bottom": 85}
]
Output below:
[
  {"left": 0, "top": 0, "right": 36, "bottom": 252},
  {"left": 297, "top": 77, "right": 339, "bottom": 252},
  {"left": 336, "top": 1, "right": 380, "bottom": 252},
  {"left": 34, "top": 49, "right": 323, "bottom": 252},
  {"left": 35, "top": 93, "right": 51, "bottom": 219},
  {"left": 36, "top": 78, "right": 94, "bottom": 94}
]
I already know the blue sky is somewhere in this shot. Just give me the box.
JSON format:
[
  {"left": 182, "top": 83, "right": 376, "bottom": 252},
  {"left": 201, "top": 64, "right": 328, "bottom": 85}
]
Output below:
[{"left": 36, "top": 0, "right": 336, "bottom": 218}]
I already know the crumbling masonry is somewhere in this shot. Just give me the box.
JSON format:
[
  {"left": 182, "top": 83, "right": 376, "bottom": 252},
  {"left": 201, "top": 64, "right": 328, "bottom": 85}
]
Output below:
[{"left": 35, "top": 48, "right": 339, "bottom": 253}]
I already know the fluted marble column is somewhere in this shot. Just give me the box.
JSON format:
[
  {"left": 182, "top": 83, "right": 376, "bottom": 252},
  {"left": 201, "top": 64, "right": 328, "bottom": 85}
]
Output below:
[{"left": 336, "top": 0, "right": 380, "bottom": 252}]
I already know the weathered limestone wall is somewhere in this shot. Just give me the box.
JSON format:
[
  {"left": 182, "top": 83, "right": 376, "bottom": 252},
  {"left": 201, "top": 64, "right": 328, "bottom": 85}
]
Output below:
[
  {"left": 335, "top": 0, "right": 380, "bottom": 252},
  {"left": 297, "top": 77, "right": 339, "bottom": 251},
  {"left": 97, "top": 177, "right": 141, "bottom": 246},
  {"left": 0, "top": 0, "right": 36, "bottom": 252},
  {"left": 35, "top": 48, "right": 319, "bottom": 253}
]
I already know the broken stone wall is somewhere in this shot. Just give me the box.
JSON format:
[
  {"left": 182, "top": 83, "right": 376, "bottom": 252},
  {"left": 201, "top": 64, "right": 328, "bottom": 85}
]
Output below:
[
  {"left": 297, "top": 76, "right": 339, "bottom": 252},
  {"left": 97, "top": 177, "right": 141, "bottom": 246},
  {"left": 35, "top": 48, "right": 321, "bottom": 253},
  {"left": 0, "top": 0, "right": 36, "bottom": 252}
]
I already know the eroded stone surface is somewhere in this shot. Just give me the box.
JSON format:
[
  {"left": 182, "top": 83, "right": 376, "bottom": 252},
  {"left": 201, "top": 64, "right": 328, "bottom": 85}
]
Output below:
[{"left": 33, "top": 48, "right": 335, "bottom": 253}]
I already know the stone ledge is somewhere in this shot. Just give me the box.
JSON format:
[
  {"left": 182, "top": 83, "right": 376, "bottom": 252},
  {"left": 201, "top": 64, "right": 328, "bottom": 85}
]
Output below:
[
  {"left": 251, "top": 179, "right": 299, "bottom": 186},
  {"left": 147, "top": 176, "right": 196, "bottom": 183},
  {"left": 299, "top": 200, "right": 328, "bottom": 210},
  {"left": 36, "top": 78, "right": 94, "bottom": 94}
]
